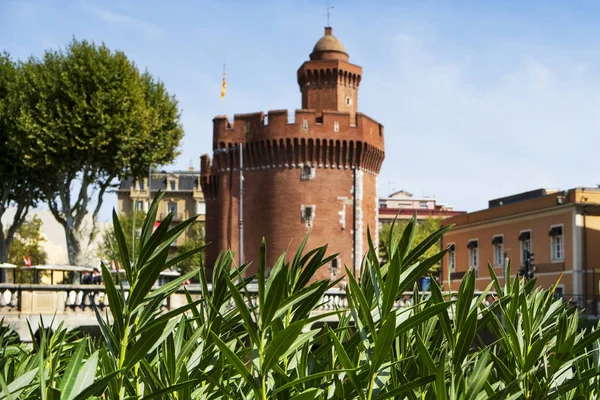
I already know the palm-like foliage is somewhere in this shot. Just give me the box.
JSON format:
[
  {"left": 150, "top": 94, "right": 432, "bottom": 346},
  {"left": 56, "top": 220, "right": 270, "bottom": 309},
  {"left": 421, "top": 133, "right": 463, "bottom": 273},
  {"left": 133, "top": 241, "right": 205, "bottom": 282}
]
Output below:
[{"left": 2, "top": 194, "right": 600, "bottom": 399}]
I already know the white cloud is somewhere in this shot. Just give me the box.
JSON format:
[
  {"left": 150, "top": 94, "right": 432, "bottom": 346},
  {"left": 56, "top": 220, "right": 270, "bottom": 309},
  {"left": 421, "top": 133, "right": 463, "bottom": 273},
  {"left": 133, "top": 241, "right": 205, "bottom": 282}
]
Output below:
[
  {"left": 368, "top": 30, "right": 600, "bottom": 212},
  {"left": 87, "top": 3, "right": 162, "bottom": 37}
]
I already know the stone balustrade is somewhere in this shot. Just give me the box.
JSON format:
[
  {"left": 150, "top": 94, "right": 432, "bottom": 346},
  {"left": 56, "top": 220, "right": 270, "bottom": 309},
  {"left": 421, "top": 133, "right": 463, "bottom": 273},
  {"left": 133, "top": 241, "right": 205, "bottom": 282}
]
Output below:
[{"left": 0, "top": 283, "right": 497, "bottom": 341}]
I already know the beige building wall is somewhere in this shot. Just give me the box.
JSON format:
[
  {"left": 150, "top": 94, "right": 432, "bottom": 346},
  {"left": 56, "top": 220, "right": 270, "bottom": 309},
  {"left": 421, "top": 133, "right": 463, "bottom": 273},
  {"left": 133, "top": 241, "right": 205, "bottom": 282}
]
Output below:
[
  {"left": 441, "top": 188, "right": 600, "bottom": 311},
  {"left": 117, "top": 171, "right": 206, "bottom": 249}
]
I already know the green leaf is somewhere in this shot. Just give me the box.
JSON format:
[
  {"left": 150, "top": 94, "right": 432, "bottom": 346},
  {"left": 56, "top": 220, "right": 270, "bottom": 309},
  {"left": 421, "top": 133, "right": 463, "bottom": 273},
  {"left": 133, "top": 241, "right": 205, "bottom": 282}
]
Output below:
[
  {"left": 371, "top": 311, "right": 396, "bottom": 374},
  {"left": 223, "top": 272, "right": 260, "bottom": 345},
  {"left": 209, "top": 330, "right": 261, "bottom": 396},
  {"left": 112, "top": 209, "right": 132, "bottom": 282},
  {"left": 127, "top": 249, "right": 170, "bottom": 309},
  {"left": 100, "top": 262, "right": 124, "bottom": 338},
  {"left": 71, "top": 370, "right": 121, "bottom": 400},
  {"left": 123, "top": 319, "right": 168, "bottom": 370},
  {"left": 381, "top": 249, "right": 401, "bottom": 316},
  {"left": 0, "top": 368, "right": 38, "bottom": 400},
  {"left": 140, "top": 192, "right": 164, "bottom": 248},
  {"left": 378, "top": 375, "right": 436, "bottom": 400},
  {"left": 258, "top": 238, "right": 267, "bottom": 308},
  {"left": 435, "top": 348, "right": 448, "bottom": 400},
  {"left": 63, "top": 351, "right": 99, "bottom": 400},
  {"left": 346, "top": 266, "right": 377, "bottom": 340},
  {"left": 397, "top": 214, "right": 416, "bottom": 261},
  {"left": 261, "top": 254, "right": 288, "bottom": 328},
  {"left": 140, "top": 268, "right": 200, "bottom": 306},
  {"left": 329, "top": 329, "right": 364, "bottom": 400},
  {"left": 262, "top": 320, "right": 306, "bottom": 373},
  {"left": 57, "top": 339, "right": 87, "bottom": 396},
  {"left": 289, "top": 388, "right": 320, "bottom": 400},
  {"left": 164, "top": 244, "right": 206, "bottom": 270}
]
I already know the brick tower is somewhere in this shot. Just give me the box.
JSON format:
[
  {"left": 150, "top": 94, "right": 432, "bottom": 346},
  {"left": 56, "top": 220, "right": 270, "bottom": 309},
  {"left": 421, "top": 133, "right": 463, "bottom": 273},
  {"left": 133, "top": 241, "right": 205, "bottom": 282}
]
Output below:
[{"left": 200, "top": 27, "right": 385, "bottom": 281}]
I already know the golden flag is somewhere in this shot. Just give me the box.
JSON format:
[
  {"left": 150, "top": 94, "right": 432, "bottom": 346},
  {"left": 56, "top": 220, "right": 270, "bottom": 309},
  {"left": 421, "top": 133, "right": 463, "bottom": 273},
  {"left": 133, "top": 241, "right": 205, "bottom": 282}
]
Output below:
[{"left": 220, "top": 64, "right": 226, "bottom": 99}]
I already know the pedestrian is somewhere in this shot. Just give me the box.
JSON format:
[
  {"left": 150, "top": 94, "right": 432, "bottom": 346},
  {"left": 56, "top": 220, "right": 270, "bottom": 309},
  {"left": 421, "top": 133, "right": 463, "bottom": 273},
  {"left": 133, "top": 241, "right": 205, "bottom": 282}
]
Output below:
[
  {"left": 91, "top": 268, "right": 102, "bottom": 285},
  {"left": 80, "top": 270, "right": 92, "bottom": 309}
]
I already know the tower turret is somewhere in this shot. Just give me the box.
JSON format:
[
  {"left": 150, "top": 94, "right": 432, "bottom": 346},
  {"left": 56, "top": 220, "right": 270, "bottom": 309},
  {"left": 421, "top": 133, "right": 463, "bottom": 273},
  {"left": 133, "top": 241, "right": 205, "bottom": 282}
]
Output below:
[
  {"left": 201, "top": 27, "right": 384, "bottom": 283},
  {"left": 297, "top": 27, "right": 362, "bottom": 119}
]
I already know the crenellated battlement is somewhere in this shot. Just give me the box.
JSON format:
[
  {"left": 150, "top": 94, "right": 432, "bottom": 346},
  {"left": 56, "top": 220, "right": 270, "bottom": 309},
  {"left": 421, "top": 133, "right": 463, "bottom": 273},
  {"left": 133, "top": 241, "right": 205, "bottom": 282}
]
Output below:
[{"left": 213, "top": 109, "right": 384, "bottom": 151}]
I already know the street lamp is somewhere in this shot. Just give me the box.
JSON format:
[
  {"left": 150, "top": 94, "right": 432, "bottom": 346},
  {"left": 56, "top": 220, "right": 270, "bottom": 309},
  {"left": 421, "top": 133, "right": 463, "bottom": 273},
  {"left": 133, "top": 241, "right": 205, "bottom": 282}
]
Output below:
[{"left": 213, "top": 144, "right": 244, "bottom": 267}]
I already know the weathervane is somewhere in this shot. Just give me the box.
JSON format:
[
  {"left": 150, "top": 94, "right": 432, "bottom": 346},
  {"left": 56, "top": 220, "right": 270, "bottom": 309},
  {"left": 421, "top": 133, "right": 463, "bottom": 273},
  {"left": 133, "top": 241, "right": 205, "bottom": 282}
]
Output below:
[{"left": 326, "top": 0, "right": 334, "bottom": 27}]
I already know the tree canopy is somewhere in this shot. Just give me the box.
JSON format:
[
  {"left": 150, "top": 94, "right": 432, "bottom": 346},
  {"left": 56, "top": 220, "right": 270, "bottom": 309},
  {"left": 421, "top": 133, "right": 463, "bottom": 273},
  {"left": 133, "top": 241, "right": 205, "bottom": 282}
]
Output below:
[
  {"left": 378, "top": 217, "right": 442, "bottom": 267},
  {"left": 14, "top": 39, "right": 183, "bottom": 264},
  {"left": 7, "top": 215, "right": 48, "bottom": 267},
  {"left": 0, "top": 53, "right": 44, "bottom": 263},
  {"left": 97, "top": 210, "right": 147, "bottom": 265},
  {"left": 176, "top": 222, "right": 205, "bottom": 275}
]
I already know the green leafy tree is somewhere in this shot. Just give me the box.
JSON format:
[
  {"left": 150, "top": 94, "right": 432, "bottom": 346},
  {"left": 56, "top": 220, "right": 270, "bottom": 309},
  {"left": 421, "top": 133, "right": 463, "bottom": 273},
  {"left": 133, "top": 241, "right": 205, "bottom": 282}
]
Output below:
[
  {"left": 15, "top": 38, "right": 183, "bottom": 265},
  {"left": 7, "top": 215, "right": 48, "bottom": 266},
  {"left": 0, "top": 52, "right": 43, "bottom": 262},
  {"left": 97, "top": 211, "right": 147, "bottom": 264},
  {"left": 378, "top": 217, "right": 442, "bottom": 266},
  {"left": 175, "top": 222, "right": 205, "bottom": 275}
]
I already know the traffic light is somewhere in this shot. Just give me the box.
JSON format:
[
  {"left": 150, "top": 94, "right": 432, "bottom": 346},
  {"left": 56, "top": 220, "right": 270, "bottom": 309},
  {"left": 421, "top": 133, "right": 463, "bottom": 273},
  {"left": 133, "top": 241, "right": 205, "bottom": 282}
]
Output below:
[
  {"left": 519, "top": 251, "right": 535, "bottom": 280},
  {"left": 526, "top": 251, "right": 535, "bottom": 279}
]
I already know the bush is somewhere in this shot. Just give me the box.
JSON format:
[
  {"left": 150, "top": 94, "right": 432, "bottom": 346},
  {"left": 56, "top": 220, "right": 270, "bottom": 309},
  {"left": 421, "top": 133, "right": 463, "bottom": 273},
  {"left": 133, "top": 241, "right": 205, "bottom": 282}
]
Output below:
[{"left": 2, "top": 194, "right": 600, "bottom": 399}]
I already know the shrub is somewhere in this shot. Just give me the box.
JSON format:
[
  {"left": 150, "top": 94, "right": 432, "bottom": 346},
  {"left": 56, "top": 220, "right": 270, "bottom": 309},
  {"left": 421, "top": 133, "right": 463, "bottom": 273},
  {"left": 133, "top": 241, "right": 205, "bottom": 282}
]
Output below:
[{"left": 2, "top": 194, "right": 600, "bottom": 399}]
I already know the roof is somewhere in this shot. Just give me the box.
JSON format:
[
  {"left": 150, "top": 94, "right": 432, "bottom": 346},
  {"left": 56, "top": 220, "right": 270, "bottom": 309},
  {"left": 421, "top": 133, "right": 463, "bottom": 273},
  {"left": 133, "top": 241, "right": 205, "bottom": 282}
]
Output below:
[
  {"left": 387, "top": 190, "right": 413, "bottom": 199},
  {"left": 118, "top": 171, "right": 200, "bottom": 192},
  {"left": 310, "top": 27, "right": 349, "bottom": 61},
  {"left": 442, "top": 187, "right": 600, "bottom": 228}
]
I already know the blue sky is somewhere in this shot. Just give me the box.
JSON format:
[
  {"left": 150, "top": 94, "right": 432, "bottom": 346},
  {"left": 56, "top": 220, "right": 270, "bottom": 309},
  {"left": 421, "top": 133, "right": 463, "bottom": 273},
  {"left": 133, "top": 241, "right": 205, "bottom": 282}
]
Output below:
[{"left": 3, "top": 0, "right": 600, "bottom": 221}]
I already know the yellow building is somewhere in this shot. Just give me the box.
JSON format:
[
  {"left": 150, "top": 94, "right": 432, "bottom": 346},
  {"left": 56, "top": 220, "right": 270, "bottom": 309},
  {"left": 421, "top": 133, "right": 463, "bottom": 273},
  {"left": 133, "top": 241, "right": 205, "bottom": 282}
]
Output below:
[
  {"left": 441, "top": 188, "right": 600, "bottom": 312},
  {"left": 117, "top": 168, "right": 206, "bottom": 247}
]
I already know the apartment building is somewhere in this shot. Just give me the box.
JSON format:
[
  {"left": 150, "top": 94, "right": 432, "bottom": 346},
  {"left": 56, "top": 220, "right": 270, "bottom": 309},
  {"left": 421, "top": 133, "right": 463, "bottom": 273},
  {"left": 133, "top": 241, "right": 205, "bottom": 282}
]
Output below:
[
  {"left": 441, "top": 188, "right": 600, "bottom": 311},
  {"left": 117, "top": 168, "right": 206, "bottom": 247},
  {"left": 379, "top": 190, "right": 465, "bottom": 227}
]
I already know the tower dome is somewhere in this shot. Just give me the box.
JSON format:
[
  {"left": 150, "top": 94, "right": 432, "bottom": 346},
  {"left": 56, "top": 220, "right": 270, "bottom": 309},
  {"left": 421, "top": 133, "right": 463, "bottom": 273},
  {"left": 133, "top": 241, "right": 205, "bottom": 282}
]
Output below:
[{"left": 310, "top": 27, "right": 349, "bottom": 61}]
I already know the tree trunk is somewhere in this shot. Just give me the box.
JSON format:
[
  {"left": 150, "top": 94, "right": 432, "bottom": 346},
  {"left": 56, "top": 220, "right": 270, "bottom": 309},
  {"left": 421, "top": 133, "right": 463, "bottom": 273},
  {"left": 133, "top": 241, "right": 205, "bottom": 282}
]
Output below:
[
  {"left": 64, "top": 225, "right": 82, "bottom": 266},
  {"left": 0, "top": 228, "right": 8, "bottom": 264}
]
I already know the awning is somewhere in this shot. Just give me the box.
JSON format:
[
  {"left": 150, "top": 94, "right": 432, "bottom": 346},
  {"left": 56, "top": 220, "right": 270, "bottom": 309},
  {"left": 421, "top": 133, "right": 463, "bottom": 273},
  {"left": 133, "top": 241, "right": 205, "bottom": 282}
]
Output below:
[
  {"left": 467, "top": 240, "right": 478, "bottom": 249},
  {"left": 491, "top": 236, "right": 503, "bottom": 245},
  {"left": 448, "top": 244, "right": 455, "bottom": 251},
  {"left": 549, "top": 226, "right": 562, "bottom": 236},
  {"left": 518, "top": 231, "right": 531, "bottom": 241}
]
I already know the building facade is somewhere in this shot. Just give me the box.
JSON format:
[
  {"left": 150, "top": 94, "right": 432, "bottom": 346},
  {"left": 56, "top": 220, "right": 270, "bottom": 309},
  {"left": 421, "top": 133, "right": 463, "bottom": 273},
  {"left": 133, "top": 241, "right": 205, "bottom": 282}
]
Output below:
[
  {"left": 441, "top": 188, "right": 600, "bottom": 311},
  {"left": 117, "top": 168, "right": 206, "bottom": 247},
  {"left": 200, "top": 27, "right": 385, "bottom": 281},
  {"left": 378, "top": 190, "right": 464, "bottom": 227}
]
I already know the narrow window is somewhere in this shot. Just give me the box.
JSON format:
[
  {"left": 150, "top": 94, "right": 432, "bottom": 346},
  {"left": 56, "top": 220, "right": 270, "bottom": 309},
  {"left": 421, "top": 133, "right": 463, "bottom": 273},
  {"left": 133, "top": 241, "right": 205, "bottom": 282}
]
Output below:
[
  {"left": 492, "top": 236, "right": 504, "bottom": 266},
  {"left": 300, "top": 166, "right": 314, "bottom": 181},
  {"left": 467, "top": 240, "right": 478, "bottom": 268},
  {"left": 197, "top": 202, "right": 206, "bottom": 215},
  {"left": 346, "top": 97, "right": 352, "bottom": 106},
  {"left": 329, "top": 258, "right": 339, "bottom": 277},
  {"left": 168, "top": 202, "right": 178, "bottom": 215},
  {"left": 549, "top": 226, "right": 564, "bottom": 261},
  {"left": 302, "top": 119, "right": 308, "bottom": 132},
  {"left": 448, "top": 244, "right": 455, "bottom": 271},
  {"left": 333, "top": 121, "right": 340, "bottom": 132},
  {"left": 518, "top": 230, "right": 532, "bottom": 265},
  {"left": 169, "top": 180, "right": 176, "bottom": 191},
  {"left": 301, "top": 205, "right": 315, "bottom": 225},
  {"left": 138, "top": 180, "right": 145, "bottom": 190},
  {"left": 136, "top": 200, "right": 144, "bottom": 211}
]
